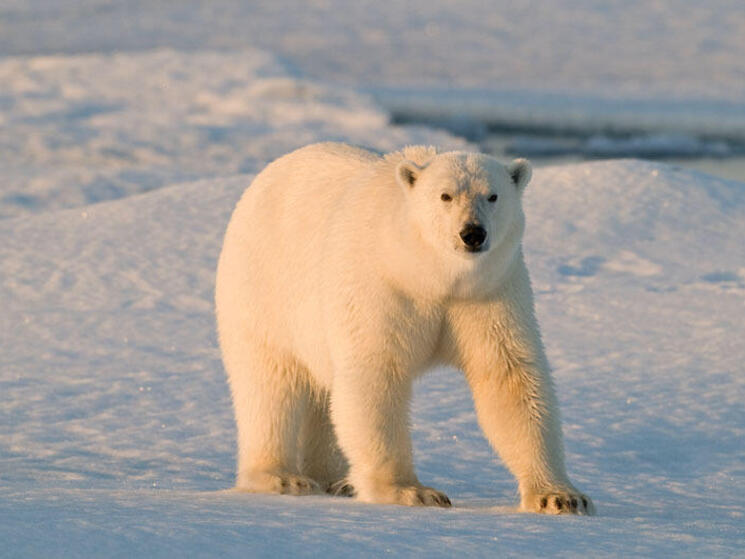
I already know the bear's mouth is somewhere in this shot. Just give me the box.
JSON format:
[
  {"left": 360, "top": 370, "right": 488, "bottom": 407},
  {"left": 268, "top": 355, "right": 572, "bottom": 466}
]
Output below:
[
  {"left": 464, "top": 245, "right": 486, "bottom": 253},
  {"left": 458, "top": 241, "right": 489, "bottom": 255}
]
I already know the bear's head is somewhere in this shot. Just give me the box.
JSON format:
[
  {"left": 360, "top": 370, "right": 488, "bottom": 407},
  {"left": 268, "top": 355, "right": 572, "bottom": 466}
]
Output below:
[{"left": 395, "top": 152, "right": 531, "bottom": 266}]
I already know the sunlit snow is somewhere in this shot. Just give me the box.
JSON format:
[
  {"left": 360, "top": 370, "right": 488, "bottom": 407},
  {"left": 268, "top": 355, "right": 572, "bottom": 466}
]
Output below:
[{"left": 1, "top": 2, "right": 744, "bottom": 557}]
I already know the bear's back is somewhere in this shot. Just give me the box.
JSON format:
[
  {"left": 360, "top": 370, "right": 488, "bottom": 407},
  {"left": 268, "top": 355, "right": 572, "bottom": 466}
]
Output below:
[
  {"left": 216, "top": 143, "right": 383, "bottom": 370},
  {"left": 240, "top": 143, "right": 380, "bottom": 240}
]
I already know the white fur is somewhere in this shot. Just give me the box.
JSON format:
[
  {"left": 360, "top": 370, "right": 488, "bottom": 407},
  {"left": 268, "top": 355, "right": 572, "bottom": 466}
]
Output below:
[{"left": 215, "top": 142, "right": 593, "bottom": 514}]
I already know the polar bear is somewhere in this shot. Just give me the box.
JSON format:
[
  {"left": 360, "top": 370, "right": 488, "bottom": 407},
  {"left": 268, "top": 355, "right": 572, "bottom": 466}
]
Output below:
[{"left": 216, "top": 142, "right": 593, "bottom": 514}]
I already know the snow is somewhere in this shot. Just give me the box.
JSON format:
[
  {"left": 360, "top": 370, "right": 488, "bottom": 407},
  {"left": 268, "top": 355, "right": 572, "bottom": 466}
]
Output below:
[
  {"left": 3, "top": 1, "right": 745, "bottom": 148},
  {"left": 2, "top": 160, "right": 744, "bottom": 556},
  {"left": 4, "top": 1, "right": 745, "bottom": 100},
  {"left": 2, "top": 1, "right": 745, "bottom": 556},
  {"left": 0, "top": 49, "right": 465, "bottom": 218}
]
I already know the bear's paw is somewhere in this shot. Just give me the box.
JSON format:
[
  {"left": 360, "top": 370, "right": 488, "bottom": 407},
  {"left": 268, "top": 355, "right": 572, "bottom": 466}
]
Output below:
[
  {"left": 326, "top": 479, "right": 356, "bottom": 497},
  {"left": 523, "top": 490, "right": 595, "bottom": 515},
  {"left": 235, "top": 471, "right": 321, "bottom": 496},
  {"left": 361, "top": 483, "right": 452, "bottom": 507}
]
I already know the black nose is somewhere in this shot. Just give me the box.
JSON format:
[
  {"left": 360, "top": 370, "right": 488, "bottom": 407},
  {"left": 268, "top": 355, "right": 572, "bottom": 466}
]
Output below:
[{"left": 460, "top": 224, "right": 487, "bottom": 251}]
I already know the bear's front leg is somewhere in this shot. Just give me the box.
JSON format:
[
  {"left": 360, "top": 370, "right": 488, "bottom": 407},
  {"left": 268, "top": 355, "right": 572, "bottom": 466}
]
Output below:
[
  {"left": 329, "top": 365, "right": 451, "bottom": 508},
  {"left": 445, "top": 262, "right": 594, "bottom": 515}
]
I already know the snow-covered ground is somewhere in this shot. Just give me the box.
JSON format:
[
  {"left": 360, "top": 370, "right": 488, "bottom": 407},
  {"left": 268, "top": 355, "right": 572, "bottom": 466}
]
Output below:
[
  {"left": 2, "top": 159, "right": 743, "bottom": 557},
  {"left": 4, "top": 0, "right": 745, "bottom": 150},
  {"left": 0, "top": 49, "right": 465, "bottom": 218},
  {"left": 2, "top": 1, "right": 745, "bottom": 556},
  {"left": 4, "top": 1, "right": 745, "bottom": 99}
]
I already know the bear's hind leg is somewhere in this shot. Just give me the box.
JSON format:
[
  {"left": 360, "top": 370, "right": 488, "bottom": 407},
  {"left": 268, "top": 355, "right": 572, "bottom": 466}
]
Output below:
[
  {"left": 299, "top": 393, "right": 352, "bottom": 496},
  {"left": 226, "top": 345, "right": 320, "bottom": 495}
]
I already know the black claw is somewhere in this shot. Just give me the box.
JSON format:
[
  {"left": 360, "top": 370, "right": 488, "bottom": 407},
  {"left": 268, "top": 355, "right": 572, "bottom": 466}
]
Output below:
[
  {"left": 540, "top": 497, "right": 548, "bottom": 509},
  {"left": 555, "top": 498, "right": 563, "bottom": 510},
  {"left": 327, "top": 481, "right": 355, "bottom": 497},
  {"left": 582, "top": 497, "right": 588, "bottom": 510},
  {"left": 571, "top": 498, "right": 578, "bottom": 510}
]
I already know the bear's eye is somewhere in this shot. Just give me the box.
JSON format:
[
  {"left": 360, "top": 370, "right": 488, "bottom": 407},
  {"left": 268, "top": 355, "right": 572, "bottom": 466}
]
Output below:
[
  {"left": 488, "top": 194, "right": 498, "bottom": 203},
  {"left": 440, "top": 193, "right": 452, "bottom": 202}
]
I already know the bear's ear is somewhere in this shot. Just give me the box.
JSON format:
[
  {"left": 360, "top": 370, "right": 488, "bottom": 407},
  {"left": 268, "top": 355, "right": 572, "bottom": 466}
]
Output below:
[
  {"left": 396, "top": 160, "right": 423, "bottom": 189},
  {"left": 508, "top": 158, "right": 532, "bottom": 192}
]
